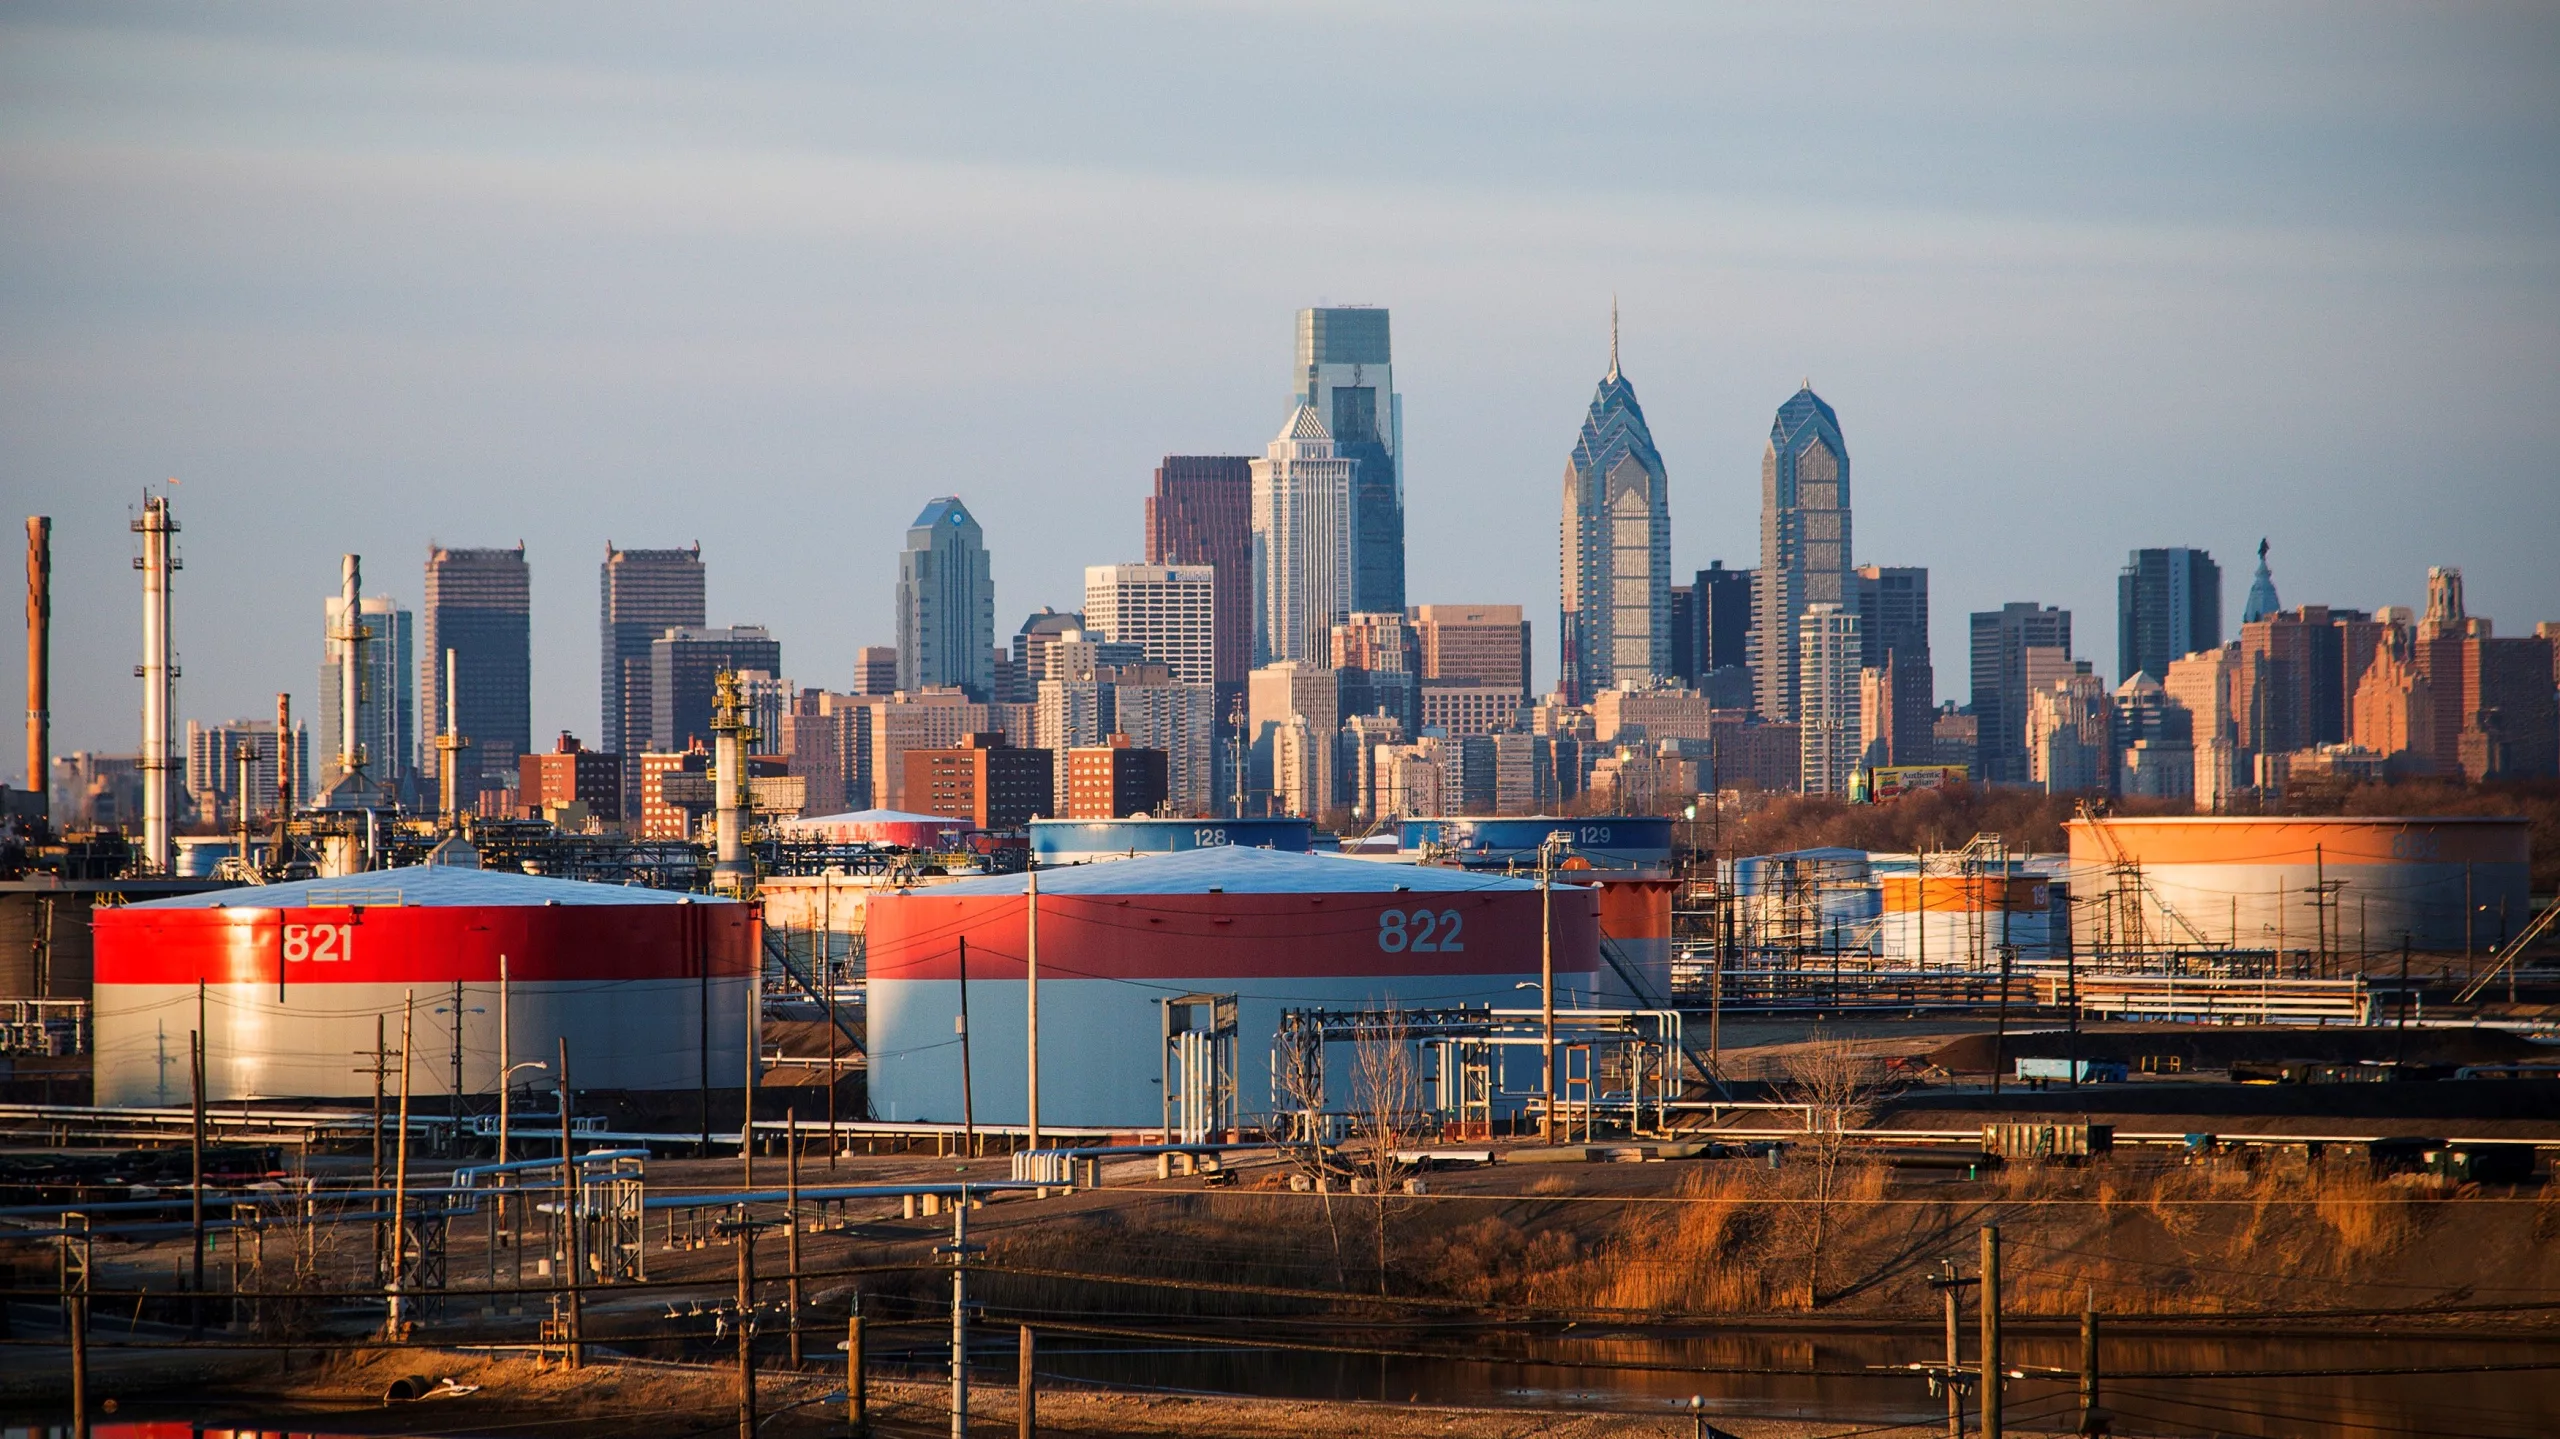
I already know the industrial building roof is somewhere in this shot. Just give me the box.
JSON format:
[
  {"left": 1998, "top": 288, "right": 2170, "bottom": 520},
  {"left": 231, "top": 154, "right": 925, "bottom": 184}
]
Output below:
[
  {"left": 779, "top": 808, "right": 959, "bottom": 826},
  {"left": 126, "top": 864, "right": 731, "bottom": 909},
  {"left": 924, "top": 846, "right": 1546, "bottom": 897}
]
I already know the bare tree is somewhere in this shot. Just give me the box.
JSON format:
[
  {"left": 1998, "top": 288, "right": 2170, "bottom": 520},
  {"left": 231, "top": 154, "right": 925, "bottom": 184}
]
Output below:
[
  {"left": 1351, "top": 1007, "right": 1423, "bottom": 1294},
  {"left": 1790, "top": 1033, "right": 1882, "bottom": 1308},
  {"left": 1271, "top": 1016, "right": 1350, "bottom": 1287}
]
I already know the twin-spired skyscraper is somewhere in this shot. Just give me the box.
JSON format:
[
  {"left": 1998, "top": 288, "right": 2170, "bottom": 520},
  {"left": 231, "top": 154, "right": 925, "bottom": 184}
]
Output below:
[{"left": 1559, "top": 314, "right": 1673, "bottom": 701}]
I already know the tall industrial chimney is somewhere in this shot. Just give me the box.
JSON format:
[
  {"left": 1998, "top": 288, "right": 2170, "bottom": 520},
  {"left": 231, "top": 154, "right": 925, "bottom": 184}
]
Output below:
[
  {"left": 434, "top": 648, "right": 470, "bottom": 828},
  {"left": 24, "top": 516, "right": 47, "bottom": 822},
  {"left": 710, "top": 668, "right": 754, "bottom": 895},
  {"left": 133, "top": 494, "right": 178, "bottom": 873},
  {"left": 273, "top": 691, "right": 294, "bottom": 861},
  {"left": 333, "top": 554, "right": 369, "bottom": 791}
]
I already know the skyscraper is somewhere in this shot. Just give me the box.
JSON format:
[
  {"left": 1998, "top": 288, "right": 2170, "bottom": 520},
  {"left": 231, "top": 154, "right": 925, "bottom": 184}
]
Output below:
[
  {"left": 1559, "top": 314, "right": 1672, "bottom": 701},
  {"left": 895, "top": 497, "right": 995, "bottom": 700},
  {"left": 1852, "top": 565, "right": 1933, "bottom": 765},
  {"left": 601, "top": 544, "right": 705, "bottom": 813},
  {"left": 1692, "top": 561, "right": 1754, "bottom": 679},
  {"left": 1797, "top": 603, "right": 1863, "bottom": 796},
  {"left": 1292, "top": 307, "right": 1403, "bottom": 613},
  {"left": 1146, "top": 456, "right": 1253, "bottom": 692},
  {"left": 319, "top": 593, "right": 414, "bottom": 796},
  {"left": 1251, "top": 408, "right": 1355, "bottom": 667},
  {"left": 1756, "top": 386, "right": 1852, "bottom": 721},
  {"left": 1970, "top": 602, "right": 2073, "bottom": 784},
  {"left": 422, "top": 545, "right": 531, "bottom": 799},
  {"left": 1084, "top": 564, "right": 1216, "bottom": 686},
  {"left": 2117, "top": 547, "right": 2222, "bottom": 682}
]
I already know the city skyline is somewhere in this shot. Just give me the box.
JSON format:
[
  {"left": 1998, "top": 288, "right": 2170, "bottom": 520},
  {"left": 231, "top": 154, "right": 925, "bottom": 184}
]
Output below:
[{"left": 4, "top": 7, "right": 2556, "bottom": 768}]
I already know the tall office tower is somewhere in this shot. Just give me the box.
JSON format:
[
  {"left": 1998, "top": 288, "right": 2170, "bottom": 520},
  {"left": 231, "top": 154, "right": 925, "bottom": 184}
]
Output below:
[
  {"left": 2117, "top": 547, "right": 2222, "bottom": 682},
  {"left": 1110, "top": 674, "right": 1218, "bottom": 816},
  {"left": 2165, "top": 645, "right": 2239, "bottom": 811},
  {"left": 1756, "top": 387, "right": 1852, "bottom": 721},
  {"left": 1688, "top": 562, "right": 1753, "bottom": 679},
  {"left": 422, "top": 545, "right": 531, "bottom": 799},
  {"left": 1145, "top": 456, "right": 1253, "bottom": 691},
  {"left": 1559, "top": 316, "right": 1672, "bottom": 701},
  {"left": 2027, "top": 672, "right": 2114, "bottom": 795},
  {"left": 1970, "top": 602, "right": 2072, "bottom": 784},
  {"left": 853, "top": 646, "right": 900, "bottom": 696},
  {"left": 601, "top": 544, "right": 705, "bottom": 811},
  {"left": 1292, "top": 307, "right": 1403, "bottom": 613},
  {"left": 1410, "top": 604, "right": 1530, "bottom": 688},
  {"left": 1251, "top": 408, "right": 1356, "bottom": 666},
  {"left": 318, "top": 594, "right": 415, "bottom": 795},
  {"left": 895, "top": 497, "right": 995, "bottom": 699},
  {"left": 649, "top": 626, "right": 783, "bottom": 753},
  {"left": 1851, "top": 565, "right": 1933, "bottom": 765},
  {"left": 1333, "top": 610, "right": 1423, "bottom": 736},
  {"left": 1084, "top": 564, "right": 1216, "bottom": 686},
  {"left": 1796, "top": 603, "right": 1863, "bottom": 796}
]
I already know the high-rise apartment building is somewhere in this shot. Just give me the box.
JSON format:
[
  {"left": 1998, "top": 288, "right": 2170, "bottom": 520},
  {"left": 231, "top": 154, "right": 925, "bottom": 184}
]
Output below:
[
  {"left": 318, "top": 593, "right": 414, "bottom": 797},
  {"left": 905, "top": 732, "right": 1053, "bottom": 828},
  {"left": 1292, "top": 307, "right": 1403, "bottom": 614},
  {"left": 1145, "top": 456, "right": 1254, "bottom": 693},
  {"left": 1084, "top": 564, "right": 1216, "bottom": 686},
  {"left": 1559, "top": 321, "right": 1672, "bottom": 700},
  {"left": 1109, "top": 673, "right": 1218, "bottom": 816},
  {"left": 1796, "top": 604, "right": 1863, "bottom": 796},
  {"left": 422, "top": 545, "right": 531, "bottom": 799},
  {"left": 895, "top": 497, "right": 995, "bottom": 699},
  {"left": 649, "top": 626, "right": 782, "bottom": 753},
  {"left": 1064, "top": 734, "right": 1170, "bottom": 820},
  {"left": 1970, "top": 602, "right": 2072, "bottom": 784},
  {"left": 2117, "top": 547, "right": 2222, "bottom": 683},
  {"left": 1251, "top": 408, "right": 1356, "bottom": 667},
  {"left": 1248, "top": 662, "right": 1343, "bottom": 816},
  {"left": 519, "top": 732, "right": 624, "bottom": 823},
  {"left": 600, "top": 545, "right": 705, "bottom": 812},
  {"left": 1757, "top": 388, "right": 1852, "bottom": 722},
  {"left": 2163, "top": 645, "right": 2238, "bottom": 810},
  {"left": 2027, "top": 673, "right": 2113, "bottom": 794},
  {"left": 851, "top": 647, "right": 899, "bottom": 695}
]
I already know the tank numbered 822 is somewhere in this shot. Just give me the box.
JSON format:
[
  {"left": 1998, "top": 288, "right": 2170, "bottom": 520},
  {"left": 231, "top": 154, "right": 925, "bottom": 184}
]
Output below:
[
  {"left": 282, "top": 922, "right": 355, "bottom": 964},
  {"left": 1376, "top": 907, "right": 1463, "bottom": 953}
]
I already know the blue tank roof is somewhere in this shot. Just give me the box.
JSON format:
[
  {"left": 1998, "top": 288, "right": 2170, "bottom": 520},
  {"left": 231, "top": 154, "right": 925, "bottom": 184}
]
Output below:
[
  {"left": 126, "top": 864, "right": 727, "bottom": 910},
  {"left": 926, "top": 845, "right": 1543, "bottom": 897}
]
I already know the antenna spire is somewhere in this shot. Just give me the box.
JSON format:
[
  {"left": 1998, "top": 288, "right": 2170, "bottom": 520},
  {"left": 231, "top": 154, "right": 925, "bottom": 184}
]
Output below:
[{"left": 1607, "top": 295, "right": 1620, "bottom": 382}]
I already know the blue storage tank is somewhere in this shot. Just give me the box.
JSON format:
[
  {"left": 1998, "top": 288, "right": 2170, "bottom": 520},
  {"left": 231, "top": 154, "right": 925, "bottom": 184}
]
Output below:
[
  {"left": 1031, "top": 817, "right": 1313, "bottom": 866},
  {"left": 1400, "top": 816, "right": 1674, "bottom": 873}
]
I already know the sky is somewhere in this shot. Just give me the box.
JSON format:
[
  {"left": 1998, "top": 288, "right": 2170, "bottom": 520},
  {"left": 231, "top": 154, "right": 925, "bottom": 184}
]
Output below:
[{"left": 4, "top": 2, "right": 2557, "bottom": 777}]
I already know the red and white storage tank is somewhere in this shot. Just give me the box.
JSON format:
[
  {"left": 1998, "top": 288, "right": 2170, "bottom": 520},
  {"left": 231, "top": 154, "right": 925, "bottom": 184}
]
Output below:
[
  {"left": 92, "top": 866, "right": 755, "bottom": 1105},
  {"left": 864, "top": 846, "right": 1601, "bottom": 1129}
]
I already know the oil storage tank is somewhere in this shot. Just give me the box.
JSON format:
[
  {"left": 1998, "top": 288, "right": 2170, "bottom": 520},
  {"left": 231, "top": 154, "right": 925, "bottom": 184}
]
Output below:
[
  {"left": 2064, "top": 815, "right": 2530, "bottom": 957},
  {"left": 1030, "top": 817, "right": 1312, "bottom": 866},
  {"left": 92, "top": 865, "right": 754, "bottom": 1105},
  {"left": 864, "top": 846, "right": 1601, "bottom": 1129}
]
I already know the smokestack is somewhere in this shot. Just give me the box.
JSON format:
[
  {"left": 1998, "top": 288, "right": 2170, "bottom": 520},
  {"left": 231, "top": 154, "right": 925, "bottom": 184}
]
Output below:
[
  {"left": 710, "top": 668, "right": 753, "bottom": 895},
  {"left": 274, "top": 691, "right": 293, "bottom": 859},
  {"left": 24, "top": 516, "right": 47, "bottom": 821},
  {"left": 434, "top": 648, "right": 470, "bottom": 828},
  {"left": 134, "top": 494, "right": 178, "bottom": 874},
  {"left": 334, "top": 554, "right": 367, "bottom": 788}
]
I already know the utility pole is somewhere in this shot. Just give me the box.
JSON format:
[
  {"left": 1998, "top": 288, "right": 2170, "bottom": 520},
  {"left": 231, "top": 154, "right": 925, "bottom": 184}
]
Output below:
[
  {"left": 2078, "top": 1288, "right": 2104, "bottom": 1435},
  {"left": 732, "top": 1216, "right": 764, "bottom": 1439},
  {"left": 1989, "top": 947, "right": 2013, "bottom": 1097},
  {"left": 1026, "top": 865, "right": 1041, "bottom": 1154},
  {"left": 942, "top": 1190, "right": 983, "bottom": 1439},
  {"left": 360, "top": 1014, "right": 386, "bottom": 1285},
  {"left": 1540, "top": 832, "right": 1559, "bottom": 1143},
  {"left": 1928, "top": 1256, "right": 1978, "bottom": 1439},
  {"left": 744, "top": 946, "right": 758, "bottom": 1189},
  {"left": 1980, "top": 1225, "right": 2003, "bottom": 1439},
  {"left": 846, "top": 1306, "right": 868, "bottom": 1434},
  {"left": 388, "top": 991, "right": 413, "bottom": 1337},
  {"left": 557, "top": 1037, "right": 584, "bottom": 1369},
  {"left": 786, "top": 1109, "right": 803, "bottom": 1367},
  {"left": 957, "top": 937, "right": 976, "bottom": 1156},
  {"left": 1018, "top": 1324, "right": 1038, "bottom": 1439},
  {"left": 2396, "top": 934, "right": 2413, "bottom": 1066},
  {"left": 188, "top": 1025, "right": 205, "bottom": 1334}
]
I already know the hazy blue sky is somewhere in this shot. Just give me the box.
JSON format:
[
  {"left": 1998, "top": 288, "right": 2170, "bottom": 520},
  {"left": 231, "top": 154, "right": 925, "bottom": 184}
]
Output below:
[{"left": 5, "top": 2, "right": 2556, "bottom": 773}]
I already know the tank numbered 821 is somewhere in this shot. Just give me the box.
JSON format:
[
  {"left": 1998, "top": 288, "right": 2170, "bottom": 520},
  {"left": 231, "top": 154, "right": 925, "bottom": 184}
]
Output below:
[
  {"left": 1376, "top": 907, "right": 1463, "bottom": 953},
  {"left": 282, "top": 922, "right": 355, "bottom": 964}
]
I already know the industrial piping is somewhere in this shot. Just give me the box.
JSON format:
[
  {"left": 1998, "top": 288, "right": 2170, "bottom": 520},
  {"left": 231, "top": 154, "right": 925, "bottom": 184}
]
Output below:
[
  {"left": 133, "top": 493, "right": 178, "bottom": 874},
  {"left": 24, "top": 516, "right": 47, "bottom": 821}
]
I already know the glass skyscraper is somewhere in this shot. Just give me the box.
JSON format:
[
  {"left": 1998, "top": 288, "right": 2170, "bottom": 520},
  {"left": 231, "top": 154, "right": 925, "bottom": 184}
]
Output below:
[
  {"left": 1756, "top": 386, "right": 1852, "bottom": 722},
  {"left": 422, "top": 544, "right": 531, "bottom": 800},
  {"left": 1559, "top": 318, "right": 1672, "bottom": 700},
  {"left": 1292, "top": 307, "right": 1404, "bottom": 614},
  {"left": 896, "top": 497, "right": 996, "bottom": 699},
  {"left": 2117, "top": 546, "right": 2222, "bottom": 682}
]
